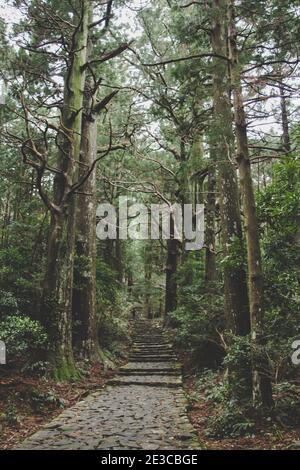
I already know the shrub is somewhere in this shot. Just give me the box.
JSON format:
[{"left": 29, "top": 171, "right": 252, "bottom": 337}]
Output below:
[
  {"left": 273, "top": 382, "right": 300, "bottom": 426},
  {"left": 205, "top": 403, "right": 255, "bottom": 438},
  {"left": 0, "top": 315, "right": 47, "bottom": 361},
  {"left": 196, "top": 370, "right": 255, "bottom": 438},
  {"left": 0, "top": 290, "right": 19, "bottom": 319},
  {"left": 223, "top": 335, "right": 253, "bottom": 401},
  {"left": 170, "top": 284, "right": 225, "bottom": 369}
]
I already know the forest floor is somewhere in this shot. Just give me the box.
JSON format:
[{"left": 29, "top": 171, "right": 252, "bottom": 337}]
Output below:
[
  {"left": 180, "top": 351, "right": 300, "bottom": 450},
  {"left": 0, "top": 362, "right": 117, "bottom": 450},
  {"left": 14, "top": 320, "right": 198, "bottom": 450},
  {"left": 185, "top": 375, "right": 300, "bottom": 450},
  {"left": 1, "top": 332, "right": 300, "bottom": 450}
]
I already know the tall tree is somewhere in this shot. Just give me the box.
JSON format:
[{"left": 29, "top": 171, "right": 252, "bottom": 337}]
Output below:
[
  {"left": 42, "top": 0, "right": 90, "bottom": 378},
  {"left": 210, "top": 0, "right": 250, "bottom": 337},
  {"left": 72, "top": 1, "right": 128, "bottom": 361},
  {"left": 227, "top": 0, "right": 273, "bottom": 406},
  {"left": 9, "top": 0, "right": 91, "bottom": 378}
]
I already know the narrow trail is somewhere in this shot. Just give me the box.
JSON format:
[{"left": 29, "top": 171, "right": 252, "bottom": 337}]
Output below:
[{"left": 17, "top": 320, "right": 199, "bottom": 450}]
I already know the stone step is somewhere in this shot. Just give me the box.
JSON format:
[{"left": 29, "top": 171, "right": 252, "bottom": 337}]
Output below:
[
  {"left": 133, "top": 333, "right": 167, "bottom": 337},
  {"left": 132, "top": 342, "right": 171, "bottom": 347},
  {"left": 132, "top": 344, "right": 173, "bottom": 351},
  {"left": 128, "top": 357, "right": 177, "bottom": 363},
  {"left": 132, "top": 343, "right": 169, "bottom": 347},
  {"left": 130, "top": 352, "right": 176, "bottom": 361},
  {"left": 118, "top": 370, "right": 181, "bottom": 376},
  {"left": 131, "top": 351, "right": 174, "bottom": 356},
  {"left": 122, "top": 361, "right": 181, "bottom": 370},
  {"left": 124, "top": 321, "right": 180, "bottom": 381},
  {"left": 132, "top": 345, "right": 172, "bottom": 348},
  {"left": 132, "top": 343, "right": 171, "bottom": 346},
  {"left": 129, "top": 353, "right": 176, "bottom": 362},
  {"left": 133, "top": 338, "right": 170, "bottom": 346},
  {"left": 133, "top": 340, "right": 170, "bottom": 343},
  {"left": 107, "top": 375, "right": 182, "bottom": 388}
]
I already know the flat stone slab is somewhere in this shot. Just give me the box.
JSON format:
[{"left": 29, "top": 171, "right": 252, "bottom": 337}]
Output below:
[
  {"left": 108, "top": 374, "right": 182, "bottom": 387},
  {"left": 129, "top": 357, "right": 177, "bottom": 362},
  {"left": 119, "top": 370, "right": 181, "bottom": 376},
  {"left": 122, "top": 361, "right": 181, "bottom": 370},
  {"left": 132, "top": 346, "right": 171, "bottom": 349},
  {"left": 16, "top": 320, "right": 199, "bottom": 451},
  {"left": 17, "top": 386, "right": 198, "bottom": 450}
]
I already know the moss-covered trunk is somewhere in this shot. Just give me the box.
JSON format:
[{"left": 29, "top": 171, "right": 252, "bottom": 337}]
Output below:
[
  {"left": 227, "top": 0, "right": 273, "bottom": 407},
  {"left": 43, "top": 1, "right": 90, "bottom": 379},
  {"left": 73, "top": 75, "right": 100, "bottom": 361},
  {"left": 211, "top": 0, "right": 250, "bottom": 337},
  {"left": 165, "top": 214, "right": 180, "bottom": 322},
  {"left": 205, "top": 166, "right": 217, "bottom": 283}
]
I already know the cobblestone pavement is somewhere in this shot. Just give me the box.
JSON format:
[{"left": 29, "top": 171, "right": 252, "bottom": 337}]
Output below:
[{"left": 17, "top": 320, "right": 199, "bottom": 450}]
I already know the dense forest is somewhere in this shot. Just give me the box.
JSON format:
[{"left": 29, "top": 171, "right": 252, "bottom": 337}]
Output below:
[{"left": 0, "top": 0, "right": 300, "bottom": 452}]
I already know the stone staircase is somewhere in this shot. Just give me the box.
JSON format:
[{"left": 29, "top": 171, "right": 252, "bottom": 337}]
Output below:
[
  {"left": 108, "top": 319, "right": 182, "bottom": 388},
  {"left": 17, "top": 318, "right": 199, "bottom": 450}
]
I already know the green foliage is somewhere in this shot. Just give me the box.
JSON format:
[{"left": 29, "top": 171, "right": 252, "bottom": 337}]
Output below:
[
  {"left": 196, "top": 370, "right": 255, "bottom": 438},
  {"left": 96, "top": 259, "right": 120, "bottom": 310},
  {"left": 0, "top": 315, "right": 47, "bottom": 360},
  {"left": 224, "top": 336, "right": 251, "bottom": 370},
  {"left": 73, "top": 255, "right": 90, "bottom": 290},
  {"left": 171, "top": 294, "right": 224, "bottom": 349},
  {"left": 196, "top": 369, "right": 230, "bottom": 403},
  {"left": 220, "top": 235, "right": 247, "bottom": 271},
  {"left": 19, "top": 388, "right": 65, "bottom": 414},
  {"left": 257, "top": 159, "right": 300, "bottom": 379},
  {"left": 0, "top": 290, "right": 19, "bottom": 318},
  {"left": 194, "top": 372, "right": 299, "bottom": 439},
  {"left": 98, "top": 293, "right": 132, "bottom": 358},
  {"left": 273, "top": 382, "right": 300, "bottom": 426},
  {"left": 96, "top": 258, "right": 132, "bottom": 358},
  {"left": 170, "top": 254, "right": 225, "bottom": 369},
  {"left": 24, "top": 360, "right": 51, "bottom": 376},
  {"left": 1, "top": 401, "right": 20, "bottom": 426},
  {"left": 205, "top": 404, "right": 255, "bottom": 439},
  {"left": 0, "top": 197, "right": 47, "bottom": 317},
  {"left": 257, "top": 159, "right": 300, "bottom": 233}
]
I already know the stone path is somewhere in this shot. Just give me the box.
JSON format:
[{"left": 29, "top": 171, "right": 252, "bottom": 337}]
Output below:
[{"left": 17, "top": 319, "right": 199, "bottom": 450}]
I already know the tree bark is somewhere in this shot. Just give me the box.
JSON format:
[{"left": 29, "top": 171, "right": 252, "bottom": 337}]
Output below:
[
  {"left": 73, "top": 92, "right": 100, "bottom": 361},
  {"left": 43, "top": 1, "right": 90, "bottom": 380},
  {"left": 211, "top": 0, "right": 250, "bottom": 337},
  {"left": 227, "top": 0, "right": 273, "bottom": 407},
  {"left": 205, "top": 167, "right": 217, "bottom": 283},
  {"left": 145, "top": 270, "right": 153, "bottom": 319},
  {"left": 72, "top": 6, "right": 102, "bottom": 362},
  {"left": 279, "top": 82, "right": 291, "bottom": 153},
  {"left": 165, "top": 214, "right": 180, "bottom": 323}
]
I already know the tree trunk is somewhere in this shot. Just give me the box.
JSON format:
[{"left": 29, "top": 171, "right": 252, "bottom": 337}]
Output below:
[
  {"left": 43, "top": 1, "right": 89, "bottom": 380},
  {"left": 165, "top": 214, "right": 180, "bottom": 323},
  {"left": 72, "top": 9, "right": 102, "bottom": 361},
  {"left": 227, "top": 0, "right": 273, "bottom": 407},
  {"left": 115, "top": 234, "right": 123, "bottom": 283},
  {"left": 73, "top": 94, "right": 100, "bottom": 361},
  {"left": 43, "top": 209, "right": 78, "bottom": 379},
  {"left": 279, "top": 82, "right": 291, "bottom": 153},
  {"left": 205, "top": 167, "right": 217, "bottom": 283},
  {"left": 145, "top": 269, "right": 153, "bottom": 319},
  {"left": 211, "top": 0, "right": 250, "bottom": 337}
]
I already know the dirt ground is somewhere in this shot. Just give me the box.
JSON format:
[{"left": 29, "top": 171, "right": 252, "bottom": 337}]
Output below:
[
  {"left": 184, "top": 374, "right": 300, "bottom": 450},
  {"left": 1, "top": 357, "right": 300, "bottom": 451},
  {"left": 0, "top": 362, "right": 115, "bottom": 450}
]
